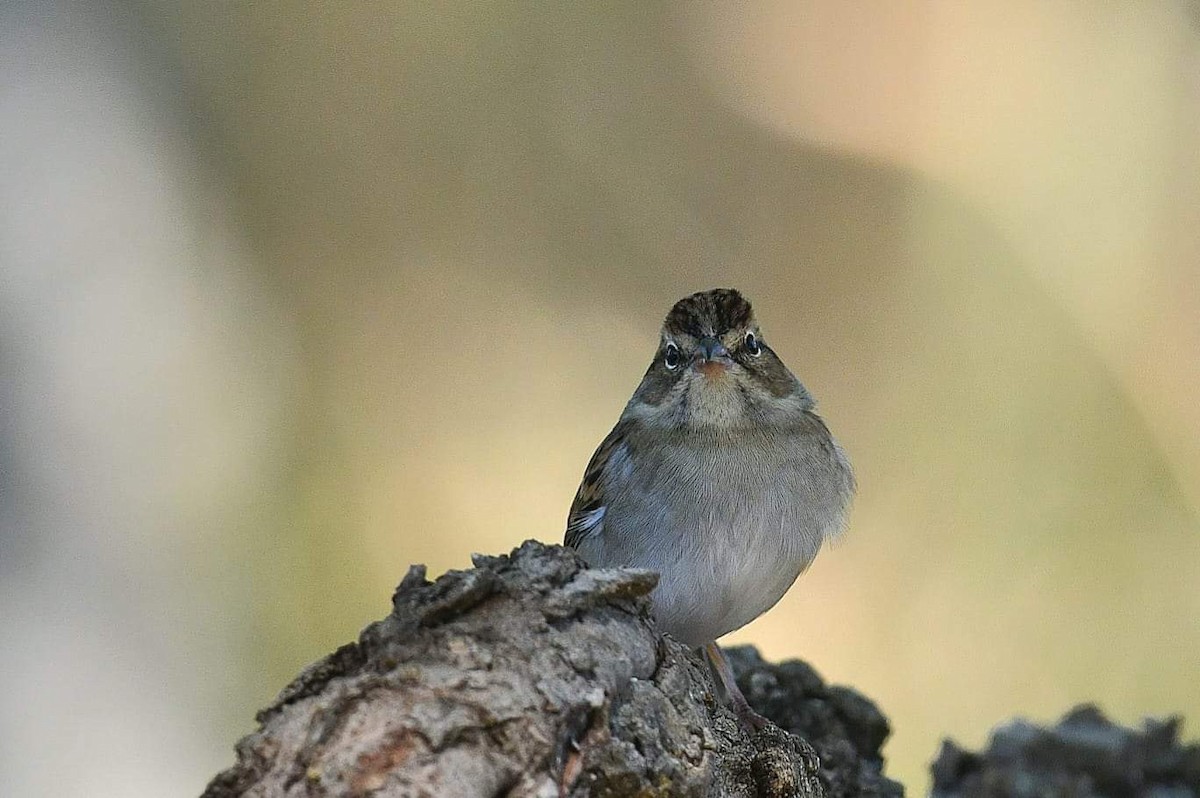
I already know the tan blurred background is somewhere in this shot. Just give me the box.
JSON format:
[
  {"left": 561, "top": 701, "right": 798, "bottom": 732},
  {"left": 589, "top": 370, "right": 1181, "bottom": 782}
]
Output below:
[{"left": 2, "top": 2, "right": 1198, "bottom": 795}]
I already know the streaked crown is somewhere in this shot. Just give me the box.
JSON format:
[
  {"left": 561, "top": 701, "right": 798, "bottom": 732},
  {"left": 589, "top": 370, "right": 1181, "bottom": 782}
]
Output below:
[{"left": 663, "top": 288, "right": 754, "bottom": 339}]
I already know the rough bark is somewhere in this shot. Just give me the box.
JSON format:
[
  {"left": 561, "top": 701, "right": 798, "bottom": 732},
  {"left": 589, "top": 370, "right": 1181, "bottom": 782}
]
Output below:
[
  {"left": 202, "top": 540, "right": 901, "bottom": 798},
  {"left": 932, "top": 705, "right": 1200, "bottom": 798}
]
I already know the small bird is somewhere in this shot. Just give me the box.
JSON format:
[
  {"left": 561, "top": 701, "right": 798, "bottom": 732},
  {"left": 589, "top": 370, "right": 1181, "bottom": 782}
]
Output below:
[{"left": 564, "top": 288, "right": 854, "bottom": 727}]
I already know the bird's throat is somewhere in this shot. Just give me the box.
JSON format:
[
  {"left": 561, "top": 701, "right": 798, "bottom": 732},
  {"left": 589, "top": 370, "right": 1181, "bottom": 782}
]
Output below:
[{"left": 696, "top": 361, "right": 728, "bottom": 380}]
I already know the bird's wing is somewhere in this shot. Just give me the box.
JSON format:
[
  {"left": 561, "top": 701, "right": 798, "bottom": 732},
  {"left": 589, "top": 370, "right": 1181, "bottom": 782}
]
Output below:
[{"left": 564, "top": 421, "right": 630, "bottom": 550}]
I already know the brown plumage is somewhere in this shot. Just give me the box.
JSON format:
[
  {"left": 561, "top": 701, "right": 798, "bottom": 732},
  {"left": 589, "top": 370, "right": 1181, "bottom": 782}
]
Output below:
[{"left": 563, "top": 288, "right": 855, "bottom": 728}]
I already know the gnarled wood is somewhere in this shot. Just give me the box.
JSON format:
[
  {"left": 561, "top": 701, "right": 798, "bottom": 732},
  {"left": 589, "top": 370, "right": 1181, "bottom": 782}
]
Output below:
[{"left": 203, "top": 541, "right": 900, "bottom": 798}]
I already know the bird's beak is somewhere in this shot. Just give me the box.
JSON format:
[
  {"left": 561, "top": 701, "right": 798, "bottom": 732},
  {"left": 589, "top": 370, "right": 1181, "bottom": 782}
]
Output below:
[{"left": 694, "top": 336, "right": 733, "bottom": 377}]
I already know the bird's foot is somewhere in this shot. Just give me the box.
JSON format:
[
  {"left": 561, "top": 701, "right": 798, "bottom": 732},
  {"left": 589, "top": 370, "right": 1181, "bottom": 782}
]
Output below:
[
  {"left": 732, "top": 698, "right": 770, "bottom": 732},
  {"left": 704, "top": 642, "right": 773, "bottom": 732}
]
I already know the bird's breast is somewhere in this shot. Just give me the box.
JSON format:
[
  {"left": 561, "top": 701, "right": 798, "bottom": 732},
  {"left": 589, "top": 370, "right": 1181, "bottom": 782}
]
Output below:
[{"left": 594, "top": 423, "right": 853, "bottom": 645}]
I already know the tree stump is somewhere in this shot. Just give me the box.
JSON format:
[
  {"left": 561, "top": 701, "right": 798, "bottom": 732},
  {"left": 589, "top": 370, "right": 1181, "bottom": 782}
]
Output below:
[{"left": 202, "top": 541, "right": 900, "bottom": 797}]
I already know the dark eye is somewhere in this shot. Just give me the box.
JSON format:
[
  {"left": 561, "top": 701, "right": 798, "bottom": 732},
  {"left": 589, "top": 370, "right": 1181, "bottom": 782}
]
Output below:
[
  {"left": 745, "top": 332, "right": 762, "bottom": 357},
  {"left": 664, "top": 342, "right": 681, "bottom": 370}
]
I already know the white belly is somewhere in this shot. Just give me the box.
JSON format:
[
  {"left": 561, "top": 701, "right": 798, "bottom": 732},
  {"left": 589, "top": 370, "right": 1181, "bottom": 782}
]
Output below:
[
  {"left": 650, "top": 499, "right": 811, "bottom": 646},
  {"left": 578, "top": 425, "right": 852, "bottom": 646}
]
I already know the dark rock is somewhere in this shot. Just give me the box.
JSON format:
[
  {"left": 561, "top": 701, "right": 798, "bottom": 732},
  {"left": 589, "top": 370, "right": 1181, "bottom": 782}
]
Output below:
[
  {"left": 931, "top": 704, "right": 1200, "bottom": 798},
  {"left": 726, "top": 645, "right": 904, "bottom": 798}
]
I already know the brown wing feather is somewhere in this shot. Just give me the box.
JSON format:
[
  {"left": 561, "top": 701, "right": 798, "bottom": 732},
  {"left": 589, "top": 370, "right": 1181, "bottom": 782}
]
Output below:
[{"left": 564, "top": 421, "right": 629, "bottom": 549}]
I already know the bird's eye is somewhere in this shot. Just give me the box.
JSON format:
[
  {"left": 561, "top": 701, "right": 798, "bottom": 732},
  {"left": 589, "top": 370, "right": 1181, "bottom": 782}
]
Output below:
[
  {"left": 664, "top": 342, "right": 681, "bottom": 370},
  {"left": 745, "top": 332, "right": 762, "bottom": 357}
]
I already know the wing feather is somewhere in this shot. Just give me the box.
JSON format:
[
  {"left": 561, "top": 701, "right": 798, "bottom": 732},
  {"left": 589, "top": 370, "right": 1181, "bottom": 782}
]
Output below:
[{"left": 564, "top": 421, "right": 629, "bottom": 550}]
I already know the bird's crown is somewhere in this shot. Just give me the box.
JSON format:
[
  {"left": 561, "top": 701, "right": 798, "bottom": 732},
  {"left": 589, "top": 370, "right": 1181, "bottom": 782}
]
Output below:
[{"left": 663, "top": 288, "right": 755, "bottom": 338}]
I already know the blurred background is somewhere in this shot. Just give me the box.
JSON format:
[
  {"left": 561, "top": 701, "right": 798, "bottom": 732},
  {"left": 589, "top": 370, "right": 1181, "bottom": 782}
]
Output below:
[{"left": 2, "top": 2, "right": 1198, "bottom": 795}]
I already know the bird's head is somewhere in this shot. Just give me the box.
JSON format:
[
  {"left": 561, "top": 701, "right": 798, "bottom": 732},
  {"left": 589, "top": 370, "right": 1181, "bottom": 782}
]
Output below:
[{"left": 624, "top": 288, "right": 813, "bottom": 430}]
